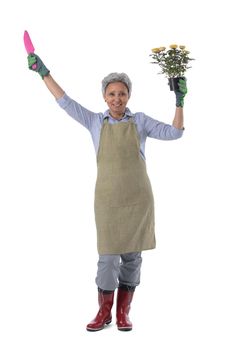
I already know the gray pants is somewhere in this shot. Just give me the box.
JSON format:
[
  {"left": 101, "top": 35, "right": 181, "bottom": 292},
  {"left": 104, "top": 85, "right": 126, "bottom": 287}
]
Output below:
[{"left": 95, "top": 252, "right": 142, "bottom": 291}]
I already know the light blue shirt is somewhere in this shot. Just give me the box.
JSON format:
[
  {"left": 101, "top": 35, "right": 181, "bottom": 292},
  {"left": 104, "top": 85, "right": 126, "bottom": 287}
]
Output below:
[{"left": 57, "top": 93, "right": 184, "bottom": 160}]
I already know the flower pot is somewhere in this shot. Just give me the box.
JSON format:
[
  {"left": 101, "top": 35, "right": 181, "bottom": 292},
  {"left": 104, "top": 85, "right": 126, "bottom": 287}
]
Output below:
[{"left": 168, "top": 77, "right": 185, "bottom": 91}]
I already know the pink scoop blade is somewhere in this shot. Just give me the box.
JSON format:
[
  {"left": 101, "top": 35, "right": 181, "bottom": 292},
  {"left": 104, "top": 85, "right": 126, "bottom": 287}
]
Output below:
[{"left": 24, "top": 30, "right": 37, "bottom": 69}]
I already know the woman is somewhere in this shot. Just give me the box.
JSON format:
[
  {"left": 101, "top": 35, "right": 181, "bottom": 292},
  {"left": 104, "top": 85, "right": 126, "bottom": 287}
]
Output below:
[{"left": 27, "top": 54, "right": 186, "bottom": 332}]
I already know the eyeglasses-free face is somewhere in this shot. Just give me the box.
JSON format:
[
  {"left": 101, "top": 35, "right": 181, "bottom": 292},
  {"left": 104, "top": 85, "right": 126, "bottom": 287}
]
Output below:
[{"left": 104, "top": 82, "right": 130, "bottom": 120}]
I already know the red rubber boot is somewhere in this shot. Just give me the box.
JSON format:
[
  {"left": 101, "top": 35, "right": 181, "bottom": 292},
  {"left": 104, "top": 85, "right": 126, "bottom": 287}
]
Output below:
[
  {"left": 86, "top": 288, "right": 114, "bottom": 331},
  {"left": 116, "top": 285, "right": 135, "bottom": 331}
]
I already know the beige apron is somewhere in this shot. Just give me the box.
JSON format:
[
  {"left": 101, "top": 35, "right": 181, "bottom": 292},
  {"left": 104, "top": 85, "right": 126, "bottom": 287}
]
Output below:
[{"left": 94, "top": 116, "right": 155, "bottom": 255}]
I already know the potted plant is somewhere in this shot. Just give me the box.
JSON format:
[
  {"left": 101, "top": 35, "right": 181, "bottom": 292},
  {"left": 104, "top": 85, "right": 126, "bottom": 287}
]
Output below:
[{"left": 150, "top": 45, "right": 194, "bottom": 91}]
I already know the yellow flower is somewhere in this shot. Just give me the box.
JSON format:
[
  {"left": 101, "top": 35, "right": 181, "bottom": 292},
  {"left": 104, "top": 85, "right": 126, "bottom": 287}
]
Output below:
[
  {"left": 151, "top": 48, "right": 161, "bottom": 53},
  {"left": 150, "top": 43, "right": 194, "bottom": 78}
]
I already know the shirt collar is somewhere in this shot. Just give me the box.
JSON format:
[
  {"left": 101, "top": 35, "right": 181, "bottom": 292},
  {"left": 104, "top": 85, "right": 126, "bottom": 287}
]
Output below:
[{"left": 103, "top": 107, "right": 133, "bottom": 120}]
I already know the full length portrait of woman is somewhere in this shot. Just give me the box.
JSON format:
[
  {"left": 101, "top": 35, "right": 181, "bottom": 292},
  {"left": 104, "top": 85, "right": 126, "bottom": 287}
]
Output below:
[{"left": 27, "top": 53, "right": 187, "bottom": 332}]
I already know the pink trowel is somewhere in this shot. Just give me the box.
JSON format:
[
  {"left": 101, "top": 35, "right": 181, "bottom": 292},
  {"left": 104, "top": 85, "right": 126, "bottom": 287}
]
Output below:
[{"left": 24, "top": 30, "right": 37, "bottom": 69}]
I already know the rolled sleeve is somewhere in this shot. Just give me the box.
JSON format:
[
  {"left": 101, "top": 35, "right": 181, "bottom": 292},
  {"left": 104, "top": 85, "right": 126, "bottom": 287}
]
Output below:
[
  {"left": 56, "top": 93, "right": 71, "bottom": 108},
  {"left": 170, "top": 125, "right": 184, "bottom": 139},
  {"left": 144, "top": 114, "right": 184, "bottom": 140}
]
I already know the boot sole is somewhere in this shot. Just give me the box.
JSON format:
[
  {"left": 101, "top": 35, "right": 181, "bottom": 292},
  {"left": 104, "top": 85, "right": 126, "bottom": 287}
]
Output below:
[
  {"left": 86, "top": 319, "right": 112, "bottom": 332},
  {"left": 117, "top": 327, "right": 132, "bottom": 331}
]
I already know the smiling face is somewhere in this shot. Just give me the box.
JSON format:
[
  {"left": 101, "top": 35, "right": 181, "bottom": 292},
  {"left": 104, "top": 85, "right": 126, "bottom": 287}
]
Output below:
[{"left": 104, "top": 82, "right": 130, "bottom": 120}]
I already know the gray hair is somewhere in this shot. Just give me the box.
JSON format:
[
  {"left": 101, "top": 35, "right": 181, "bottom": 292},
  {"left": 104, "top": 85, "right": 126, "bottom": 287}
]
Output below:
[{"left": 101, "top": 72, "right": 132, "bottom": 97}]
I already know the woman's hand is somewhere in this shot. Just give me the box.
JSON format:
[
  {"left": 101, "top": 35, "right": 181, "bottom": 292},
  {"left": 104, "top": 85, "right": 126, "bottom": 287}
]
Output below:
[
  {"left": 28, "top": 53, "right": 50, "bottom": 79},
  {"left": 175, "top": 78, "right": 187, "bottom": 107}
]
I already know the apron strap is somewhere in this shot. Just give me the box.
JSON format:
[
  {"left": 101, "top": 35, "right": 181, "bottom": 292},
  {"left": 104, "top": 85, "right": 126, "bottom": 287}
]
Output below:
[{"left": 128, "top": 116, "right": 134, "bottom": 123}]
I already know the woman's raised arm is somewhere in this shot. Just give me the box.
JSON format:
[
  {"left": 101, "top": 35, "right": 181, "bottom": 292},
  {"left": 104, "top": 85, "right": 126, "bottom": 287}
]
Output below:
[{"left": 27, "top": 53, "right": 65, "bottom": 99}]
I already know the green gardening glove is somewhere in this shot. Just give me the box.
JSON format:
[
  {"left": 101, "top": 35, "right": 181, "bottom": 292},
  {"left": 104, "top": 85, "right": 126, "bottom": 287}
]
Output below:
[
  {"left": 27, "top": 53, "right": 50, "bottom": 79},
  {"left": 175, "top": 78, "right": 188, "bottom": 107}
]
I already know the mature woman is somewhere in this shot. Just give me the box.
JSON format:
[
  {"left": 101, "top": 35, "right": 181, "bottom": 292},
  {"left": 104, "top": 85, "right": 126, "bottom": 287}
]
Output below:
[{"left": 27, "top": 54, "right": 186, "bottom": 332}]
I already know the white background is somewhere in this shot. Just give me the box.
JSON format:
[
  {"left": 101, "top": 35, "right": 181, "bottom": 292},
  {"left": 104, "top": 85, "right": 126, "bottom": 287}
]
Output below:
[{"left": 0, "top": 0, "right": 232, "bottom": 349}]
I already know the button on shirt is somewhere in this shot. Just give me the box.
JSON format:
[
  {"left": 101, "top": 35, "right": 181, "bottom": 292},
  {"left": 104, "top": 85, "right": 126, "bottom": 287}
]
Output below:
[{"left": 57, "top": 93, "right": 184, "bottom": 161}]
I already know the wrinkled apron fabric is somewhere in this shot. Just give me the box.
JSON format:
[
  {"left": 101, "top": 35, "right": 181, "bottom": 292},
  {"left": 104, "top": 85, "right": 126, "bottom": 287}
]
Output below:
[{"left": 94, "top": 117, "right": 155, "bottom": 254}]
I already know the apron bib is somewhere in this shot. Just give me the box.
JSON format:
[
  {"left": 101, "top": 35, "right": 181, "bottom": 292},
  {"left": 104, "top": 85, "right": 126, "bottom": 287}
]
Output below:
[{"left": 94, "top": 116, "right": 155, "bottom": 254}]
